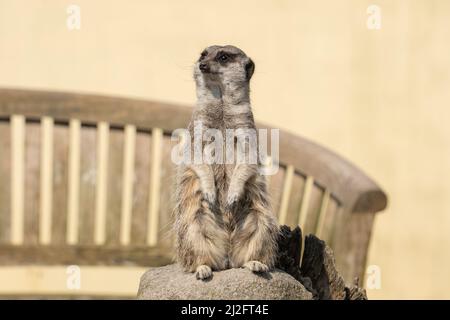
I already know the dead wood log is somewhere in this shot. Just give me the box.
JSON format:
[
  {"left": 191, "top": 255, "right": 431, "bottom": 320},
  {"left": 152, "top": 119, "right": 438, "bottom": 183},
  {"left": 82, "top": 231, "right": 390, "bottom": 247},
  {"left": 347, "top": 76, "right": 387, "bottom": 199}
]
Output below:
[{"left": 276, "top": 225, "right": 367, "bottom": 300}]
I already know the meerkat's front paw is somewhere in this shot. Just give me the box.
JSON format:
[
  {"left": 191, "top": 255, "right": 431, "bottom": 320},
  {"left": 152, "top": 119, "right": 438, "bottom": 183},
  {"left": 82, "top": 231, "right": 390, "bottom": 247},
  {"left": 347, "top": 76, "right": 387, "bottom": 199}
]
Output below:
[
  {"left": 225, "top": 191, "right": 240, "bottom": 211},
  {"left": 243, "top": 261, "right": 269, "bottom": 273},
  {"left": 195, "top": 265, "right": 213, "bottom": 280},
  {"left": 202, "top": 189, "right": 216, "bottom": 206},
  {"left": 203, "top": 190, "right": 216, "bottom": 203}
]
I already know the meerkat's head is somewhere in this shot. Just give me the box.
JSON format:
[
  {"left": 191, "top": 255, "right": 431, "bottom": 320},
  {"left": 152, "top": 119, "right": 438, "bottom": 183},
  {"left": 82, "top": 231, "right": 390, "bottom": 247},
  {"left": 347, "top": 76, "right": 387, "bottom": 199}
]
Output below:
[{"left": 194, "top": 45, "right": 255, "bottom": 91}]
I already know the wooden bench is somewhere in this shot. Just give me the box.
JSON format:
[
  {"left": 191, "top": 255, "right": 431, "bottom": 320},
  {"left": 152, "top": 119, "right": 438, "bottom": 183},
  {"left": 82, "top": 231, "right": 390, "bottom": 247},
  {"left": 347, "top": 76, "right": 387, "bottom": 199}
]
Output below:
[{"left": 0, "top": 88, "right": 387, "bottom": 297}]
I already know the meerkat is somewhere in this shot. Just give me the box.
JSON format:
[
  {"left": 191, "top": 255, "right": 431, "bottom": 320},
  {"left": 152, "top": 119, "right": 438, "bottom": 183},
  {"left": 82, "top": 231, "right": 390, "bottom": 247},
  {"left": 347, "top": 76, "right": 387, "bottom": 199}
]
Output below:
[{"left": 174, "top": 45, "right": 279, "bottom": 280}]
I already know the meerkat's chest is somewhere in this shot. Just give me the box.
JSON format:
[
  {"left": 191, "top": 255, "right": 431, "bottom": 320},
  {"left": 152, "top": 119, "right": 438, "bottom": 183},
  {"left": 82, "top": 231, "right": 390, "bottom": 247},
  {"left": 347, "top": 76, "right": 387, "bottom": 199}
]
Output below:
[
  {"left": 211, "top": 126, "right": 237, "bottom": 183},
  {"left": 200, "top": 114, "right": 254, "bottom": 183}
]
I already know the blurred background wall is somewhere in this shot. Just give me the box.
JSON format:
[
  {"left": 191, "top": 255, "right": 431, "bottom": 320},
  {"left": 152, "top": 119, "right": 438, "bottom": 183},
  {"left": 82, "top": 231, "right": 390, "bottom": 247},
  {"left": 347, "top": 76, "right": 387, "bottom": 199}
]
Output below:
[{"left": 0, "top": 0, "right": 449, "bottom": 299}]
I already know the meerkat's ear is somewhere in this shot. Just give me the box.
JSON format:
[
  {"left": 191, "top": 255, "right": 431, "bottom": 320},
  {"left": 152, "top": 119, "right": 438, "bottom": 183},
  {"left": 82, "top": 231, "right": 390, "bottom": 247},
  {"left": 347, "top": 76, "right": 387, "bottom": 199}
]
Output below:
[{"left": 245, "top": 58, "right": 255, "bottom": 80}]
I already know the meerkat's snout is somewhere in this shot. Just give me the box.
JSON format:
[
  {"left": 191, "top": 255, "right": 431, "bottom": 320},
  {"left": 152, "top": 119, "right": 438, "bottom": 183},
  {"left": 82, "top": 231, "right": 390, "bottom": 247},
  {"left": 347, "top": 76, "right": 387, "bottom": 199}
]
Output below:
[{"left": 199, "top": 62, "right": 210, "bottom": 73}]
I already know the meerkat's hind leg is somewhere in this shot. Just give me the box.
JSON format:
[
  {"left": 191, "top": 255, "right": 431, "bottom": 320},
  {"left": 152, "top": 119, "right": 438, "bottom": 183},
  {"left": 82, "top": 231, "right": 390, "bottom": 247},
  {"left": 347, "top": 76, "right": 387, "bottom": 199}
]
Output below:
[
  {"left": 229, "top": 179, "right": 279, "bottom": 272},
  {"left": 196, "top": 265, "right": 213, "bottom": 280},
  {"left": 229, "top": 209, "right": 279, "bottom": 272},
  {"left": 243, "top": 260, "right": 269, "bottom": 273},
  {"left": 175, "top": 170, "right": 228, "bottom": 281}
]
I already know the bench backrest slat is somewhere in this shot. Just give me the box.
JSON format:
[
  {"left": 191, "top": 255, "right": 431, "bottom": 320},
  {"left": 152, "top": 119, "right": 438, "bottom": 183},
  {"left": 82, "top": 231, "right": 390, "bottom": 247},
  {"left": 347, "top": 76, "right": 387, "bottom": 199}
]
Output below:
[
  {"left": 78, "top": 125, "right": 96, "bottom": 245},
  {"left": 52, "top": 124, "right": 70, "bottom": 244},
  {"left": 0, "top": 122, "right": 11, "bottom": 244}
]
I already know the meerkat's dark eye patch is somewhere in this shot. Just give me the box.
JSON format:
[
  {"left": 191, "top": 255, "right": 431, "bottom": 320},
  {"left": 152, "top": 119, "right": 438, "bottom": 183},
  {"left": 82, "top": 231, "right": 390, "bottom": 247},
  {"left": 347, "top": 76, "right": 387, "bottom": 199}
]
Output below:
[{"left": 215, "top": 51, "right": 236, "bottom": 64}]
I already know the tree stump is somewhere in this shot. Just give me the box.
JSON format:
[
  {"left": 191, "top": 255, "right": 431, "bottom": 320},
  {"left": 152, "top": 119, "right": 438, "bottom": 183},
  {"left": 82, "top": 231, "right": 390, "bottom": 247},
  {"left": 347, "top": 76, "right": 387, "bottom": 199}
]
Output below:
[{"left": 276, "top": 225, "right": 367, "bottom": 300}]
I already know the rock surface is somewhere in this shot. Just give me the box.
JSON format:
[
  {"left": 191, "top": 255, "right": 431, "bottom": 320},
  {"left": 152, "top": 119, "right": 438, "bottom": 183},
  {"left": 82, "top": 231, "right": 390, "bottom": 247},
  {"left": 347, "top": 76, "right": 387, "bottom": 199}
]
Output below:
[{"left": 137, "top": 264, "right": 314, "bottom": 300}]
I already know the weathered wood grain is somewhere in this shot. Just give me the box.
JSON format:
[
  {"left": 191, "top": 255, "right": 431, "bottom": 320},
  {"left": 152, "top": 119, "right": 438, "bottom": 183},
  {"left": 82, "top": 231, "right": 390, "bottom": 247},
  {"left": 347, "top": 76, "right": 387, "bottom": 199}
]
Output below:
[
  {"left": 332, "top": 211, "right": 376, "bottom": 284},
  {"left": 130, "top": 131, "right": 151, "bottom": 245},
  {"left": 0, "top": 88, "right": 192, "bottom": 134},
  {"left": 277, "top": 226, "right": 367, "bottom": 300},
  {"left": 319, "top": 197, "right": 339, "bottom": 246},
  {"left": 0, "top": 245, "right": 173, "bottom": 266},
  {"left": 105, "top": 128, "right": 124, "bottom": 245},
  {"left": 52, "top": 125, "right": 69, "bottom": 244},
  {"left": 78, "top": 125, "right": 96, "bottom": 245},
  {"left": 302, "top": 183, "right": 325, "bottom": 236},
  {"left": 23, "top": 122, "right": 40, "bottom": 244},
  {"left": 267, "top": 166, "right": 285, "bottom": 219},
  {"left": 300, "top": 234, "right": 347, "bottom": 300},
  {"left": 158, "top": 136, "right": 176, "bottom": 247},
  {"left": 285, "top": 173, "right": 306, "bottom": 228},
  {"left": 0, "top": 120, "right": 11, "bottom": 244}
]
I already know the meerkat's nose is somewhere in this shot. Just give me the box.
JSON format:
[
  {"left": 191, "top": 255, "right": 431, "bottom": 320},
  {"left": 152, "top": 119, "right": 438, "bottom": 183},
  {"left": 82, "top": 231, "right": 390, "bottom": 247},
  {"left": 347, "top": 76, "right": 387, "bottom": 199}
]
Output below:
[{"left": 199, "top": 62, "right": 209, "bottom": 73}]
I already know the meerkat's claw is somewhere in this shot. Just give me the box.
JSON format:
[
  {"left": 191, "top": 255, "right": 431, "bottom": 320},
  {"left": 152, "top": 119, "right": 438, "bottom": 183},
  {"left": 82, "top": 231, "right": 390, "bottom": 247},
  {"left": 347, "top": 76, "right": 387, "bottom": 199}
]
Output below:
[
  {"left": 202, "top": 190, "right": 216, "bottom": 206},
  {"left": 195, "top": 265, "right": 213, "bottom": 280},
  {"left": 244, "top": 261, "right": 269, "bottom": 273},
  {"left": 202, "top": 192, "right": 219, "bottom": 213},
  {"left": 225, "top": 192, "right": 240, "bottom": 211}
]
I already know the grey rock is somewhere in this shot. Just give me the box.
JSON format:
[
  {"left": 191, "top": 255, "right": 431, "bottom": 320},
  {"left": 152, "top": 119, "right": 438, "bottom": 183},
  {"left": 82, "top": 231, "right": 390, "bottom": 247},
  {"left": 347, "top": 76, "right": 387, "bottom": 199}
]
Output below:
[{"left": 137, "top": 264, "right": 313, "bottom": 300}]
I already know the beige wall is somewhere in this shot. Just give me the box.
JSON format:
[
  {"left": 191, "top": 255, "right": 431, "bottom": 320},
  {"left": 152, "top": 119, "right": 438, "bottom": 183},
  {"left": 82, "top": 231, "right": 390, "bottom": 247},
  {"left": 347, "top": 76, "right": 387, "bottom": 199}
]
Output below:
[{"left": 0, "top": 0, "right": 449, "bottom": 299}]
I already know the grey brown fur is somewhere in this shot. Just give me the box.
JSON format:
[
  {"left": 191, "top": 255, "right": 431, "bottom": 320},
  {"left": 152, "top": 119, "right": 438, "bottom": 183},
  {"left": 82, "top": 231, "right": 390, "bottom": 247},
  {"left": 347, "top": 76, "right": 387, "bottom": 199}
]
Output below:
[{"left": 174, "top": 45, "right": 279, "bottom": 280}]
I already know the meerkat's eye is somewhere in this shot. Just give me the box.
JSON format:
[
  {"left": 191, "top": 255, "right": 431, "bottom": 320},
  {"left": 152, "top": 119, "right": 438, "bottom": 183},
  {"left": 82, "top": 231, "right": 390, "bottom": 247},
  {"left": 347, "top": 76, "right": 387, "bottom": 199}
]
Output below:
[{"left": 218, "top": 53, "right": 229, "bottom": 62}]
